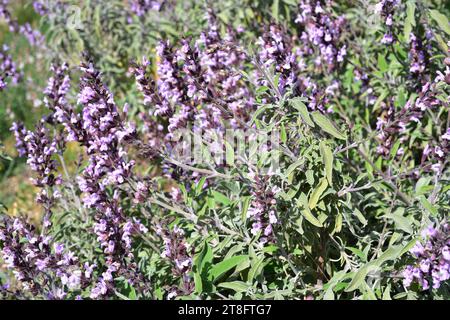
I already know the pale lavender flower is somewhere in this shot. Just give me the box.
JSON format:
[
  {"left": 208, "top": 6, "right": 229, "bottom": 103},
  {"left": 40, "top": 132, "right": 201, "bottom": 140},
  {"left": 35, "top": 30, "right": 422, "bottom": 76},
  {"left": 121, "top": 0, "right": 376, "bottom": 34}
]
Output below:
[
  {"left": 403, "top": 222, "right": 450, "bottom": 290},
  {"left": 157, "top": 223, "right": 194, "bottom": 298},
  {"left": 0, "top": 44, "right": 21, "bottom": 90}
]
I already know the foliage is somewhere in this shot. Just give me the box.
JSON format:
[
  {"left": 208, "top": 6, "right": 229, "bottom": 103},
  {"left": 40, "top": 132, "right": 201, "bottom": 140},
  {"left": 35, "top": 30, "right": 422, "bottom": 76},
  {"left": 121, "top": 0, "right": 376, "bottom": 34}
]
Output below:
[{"left": 0, "top": 0, "right": 449, "bottom": 300}]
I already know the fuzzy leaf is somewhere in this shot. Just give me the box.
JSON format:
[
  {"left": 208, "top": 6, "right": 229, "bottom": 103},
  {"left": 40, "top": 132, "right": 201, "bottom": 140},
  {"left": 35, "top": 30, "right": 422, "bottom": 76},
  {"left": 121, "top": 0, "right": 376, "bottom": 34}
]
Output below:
[
  {"left": 429, "top": 10, "right": 450, "bottom": 35},
  {"left": 217, "top": 281, "right": 251, "bottom": 293},
  {"left": 309, "top": 178, "right": 328, "bottom": 210},
  {"left": 320, "top": 141, "right": 333, "bottom": 185},
  {"left": 291, "top": 97, "right": 315, "bottom": 127},
  {"left": 210, "top": 255, "right": 248, "bottom": 282},
  {"left": 311, "top": 112, "right": 346, "bottom": 140}
]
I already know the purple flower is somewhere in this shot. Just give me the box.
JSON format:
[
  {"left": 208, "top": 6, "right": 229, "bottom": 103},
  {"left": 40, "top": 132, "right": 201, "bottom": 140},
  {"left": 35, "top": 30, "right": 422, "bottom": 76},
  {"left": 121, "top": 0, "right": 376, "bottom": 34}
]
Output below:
[
  {"left": 129, "top": 0, "right": 162, "bottom": 17},
  {"left": 403, "top": 222, "right": 450, "bottom": 290},
  {"left": 0, "top": 216, "right": 89, "bottom": 297},
  {"left": 0, "top": 45, "right": 22, "bottom": 91},
  {"left": 54, "top": 243, "right": 65, "bottom": 255},
  {"left": 0, "top": 1, "right": 44, "bottom": 47},
  {"left": 295, "top": 1, "right": 347, "bottom": 71},
  {"left": 33, "top": 1, "right": 49, "bottom": 16},
  {"left": 157, "top": 223, "right": 194, "bottom": 298},
  {"left": 375, "top": 0, "right": 399, "bottom": 45},
  {"left": 381, "top": 33, "right": 393, "bottom": 44},
  {"left": 247, "top": 172, "right": 278, "bottom": 243}
]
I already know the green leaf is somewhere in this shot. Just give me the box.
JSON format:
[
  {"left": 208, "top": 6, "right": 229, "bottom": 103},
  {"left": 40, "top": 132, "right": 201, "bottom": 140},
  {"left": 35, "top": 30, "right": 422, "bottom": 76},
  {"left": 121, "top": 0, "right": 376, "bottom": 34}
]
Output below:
[
  {"left": 415, "top": 177, "right": 433, "bottom": 196},
  {"left": 352, "top": 208, "right": 368, "bottom": 226},
  {"left": 382, "top": 284, "right": 392, "bottom": 300},
  {"left": 333, "top": 213, "right": 343, "bottom": 234},
  {"left": 272, "top": 0, "right": 279, "bottom": 23},
  {"left": 128, "top": 286, "right": 137, "bottom": 300},
  {"left": 434, "top": 33, "right": 449, "bottom": 52},
  {"left": 419, "top": 196, "right": 437, "bottom": 215},
  {"left": 193, "top": 268, "right": 203, "bottom": 294},
  {"left": 346, "top": 247, "right": 367, "bottom": 262},
  {"left": 291, "top": 97, "right": 315, "bottom": 127},
  {"left": 210, "top": 255, "right": 248, "bottom": 282},
  {"left": 377, "top": 54, "right": 388, "bottom": 72},
  {"left": 320, "top": 141, "right": 333, "bottom": 185},
  {"left": 195, "top": 177, "right": 207, "bottom": 196},
  {"left": 389, "top": 140, "right": 401, "bottom": 159},
  {"left": 284, "top": 158, "right": 305, "bottom": 178},
  {"left": 241, "top": 196, "right": 251, "bottom": 224},
  {"left": 194, "top": 242, "right": 213, "bottom": 293},
  {"left": 344, "top": 264, "right": 372, "bottom": 293},
  {"left": 273, "top": 73, "right": 281, "bottom": 90},
  {"left": 309, "top": 178, "right": 328, "bottom": 210},
  {"left": 311, "top": 112, "right": 347, "bottom": 140},
  {"left": 323, "top": 288, "right": 334, "bottom": 300},
  {"left": 375, "top": 246, "right": 403, "bottom": 265},
  {"left": 305, "top": 169, "right": 315, "bottom": 185},
  {"left": 225, "top": 140, "right": 235, "bottom": 166},
  {"left": 211, "top": 190, "right": 231, "bottom": 206},
  {"left": 248, "top": 256, "right": 265, "bottom": 282},
  {"left": 298, "top": 193, "right": 323, "bottom": 227},
  {"left": 280, "top": 123, "right": 287, "bottom": 144},
  {"left": 404, "top": 2, "right": 416, "bottom": 42},
  {"left": 429, "top": 9, "right": 450, "bottom": 35},
  {"left": 400, "top": 238, "right": 419, "bottom": 256},
  {"left": 217, "top": 281, "right": 251, "bottom": 293},
  {"left": 251, "top": 104, "right": 274, "bottom": 123},
  {"left": 388, "top": 208, "right": 413, "bottom": 234},
  {"left": 256, "top": 86, "right": 270, "bottom": 94},
  {"left": 114, "top": 291, "right": 131, "bottom": 300},
  {"left": 373, "top": 89, "right": 389, "bottom": 111},
  {"left": 345, "top": 246, "right": 402, "bottom": 292}
]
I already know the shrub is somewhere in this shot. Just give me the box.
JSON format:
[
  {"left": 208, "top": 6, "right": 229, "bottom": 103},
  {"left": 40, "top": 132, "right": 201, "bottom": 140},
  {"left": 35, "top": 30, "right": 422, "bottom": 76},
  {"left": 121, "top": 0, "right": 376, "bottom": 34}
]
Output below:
[{"left": 0, "top": 0, "right": 448, "bottom": 300}]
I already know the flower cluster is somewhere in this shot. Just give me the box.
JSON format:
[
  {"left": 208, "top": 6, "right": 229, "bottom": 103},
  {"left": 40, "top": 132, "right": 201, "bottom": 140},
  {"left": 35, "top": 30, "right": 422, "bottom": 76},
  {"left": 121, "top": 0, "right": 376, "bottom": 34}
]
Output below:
[
  {"left": 421, "top": 140, "right": 449, "bottom": 175},
  {"left": 42, "top": 62, "right": 71, "bottom": 119},
  {"left": 74, "top": 61, "right": 147, "bottom": 298},
  {"left": 408, "top": 32, "right": 432, "bottom": 86},
  {"left": 375, "top": 82, "right": 440, "bottom": 159},
  {"left": 155, "top": 40, "right": 196, "bottom": 133},
  {"left": 295, "top": 0, "right": 347, "bottom": 71},
  {"left": 18, "top": 23, "right": 44, "bottom": 47},
  {"left": 353, "top": 67, "right": 377, "bottom": 105},
  {"left": 257, "top": 24, "right": 301, "bottom": 95},
  {"left": 10, "top": 63, "right": 79, "bottom": 225},
  {"left": 130, "top": 14, "right": 253, "bottom": 186},
  {"left": 25, "top": 123, "right": 61, "bottom": 216},
  {"left": 156, "top": 224, "right": 194, "bottom": 299},
  {"left": 403, "top": 222, "right": 450, "bottom": 290},
  {"left": 0, "top": 216, "right": 93, "bottom": 299},
  {"left": 33, "top": 1, "right": 49, "bottom": 16},
  {"left": 10, "top": 118, "right": 63, "bottom": 231},
  {"left": 0, "top": 0, "right": 44, "bottom": 47},
  {"left": 129, "top": 0, "right": 162, "bottom": 16},
  {"left": 90, "top": 214, "right": 149, "bottom": 299},
  {"left": 247, "top": 172, "right": 279, "bottom": 243},
  {"left": 256, "top": 23, "right": 339, "bottom": 113},
  {"left": 303, "top": 78, "right": 339, "bottom": 113},
  {"left": 130, "top": 59, "right": 166, "bottom": 156},
  {"left": 0, "top": 44, "right": 21, "bottom": 91},
  {"left": 76, "top": 61, "right": 136, "bottom": 186},
  {"left": 194, "top": 12, "right": 253, "bottom": 129},
  {"left": 132, "top": 13, "right": 252, "bottom": 137},
  {"left": 374, "top": 0, "right": 399, "bottom": 44},
  {"left": 42, "top": 63, "right": 88, "bottom": 143},
  {"left": 10, "top": 122, "right": 28, "bottom": 156}
]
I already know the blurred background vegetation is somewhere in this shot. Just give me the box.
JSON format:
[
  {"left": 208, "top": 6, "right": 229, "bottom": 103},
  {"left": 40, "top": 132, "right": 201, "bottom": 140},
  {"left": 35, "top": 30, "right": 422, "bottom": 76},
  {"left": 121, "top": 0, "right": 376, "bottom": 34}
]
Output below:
[{"left": 1, "top": 1, "right": 47, "bottom": 224}]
